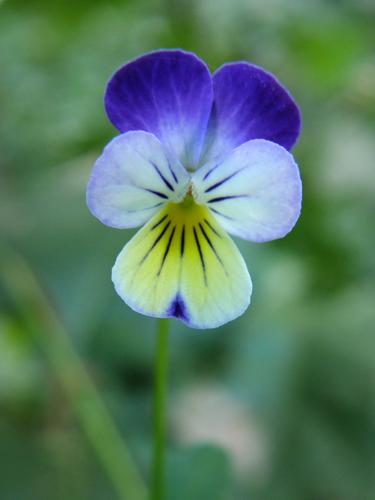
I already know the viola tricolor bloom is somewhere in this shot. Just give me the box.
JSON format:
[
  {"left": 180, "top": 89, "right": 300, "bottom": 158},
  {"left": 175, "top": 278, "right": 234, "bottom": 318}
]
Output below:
[{"left": 87, "top": 49, "right": 302, "bottom": 328}]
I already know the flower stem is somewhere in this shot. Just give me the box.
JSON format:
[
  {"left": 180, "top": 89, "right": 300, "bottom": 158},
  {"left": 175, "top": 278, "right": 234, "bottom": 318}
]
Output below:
[{"left": 152, "top": 318, "right": 170, "bottom": 500}]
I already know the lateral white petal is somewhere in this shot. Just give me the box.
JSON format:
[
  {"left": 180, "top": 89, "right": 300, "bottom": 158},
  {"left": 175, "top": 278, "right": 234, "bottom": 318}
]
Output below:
[
  {"left": 193, "top": 139, "right": 302, "bottom": 242},
  {"left": 87, "top": 131, "right": 190, "bottom": 228}
]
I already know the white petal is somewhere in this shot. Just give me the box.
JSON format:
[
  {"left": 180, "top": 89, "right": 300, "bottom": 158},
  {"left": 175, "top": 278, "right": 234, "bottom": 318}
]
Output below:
[
  {"left": 192, "top": 139, "right": 302, "bottom": 242},
  {"left": 87, "top": 131, "right": 190, "bottom": 228}
]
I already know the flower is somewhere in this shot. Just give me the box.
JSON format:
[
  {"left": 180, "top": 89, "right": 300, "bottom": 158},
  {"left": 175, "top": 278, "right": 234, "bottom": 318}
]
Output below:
[{"left": 87, "top": 49, "right": 302, "bottom": 329}]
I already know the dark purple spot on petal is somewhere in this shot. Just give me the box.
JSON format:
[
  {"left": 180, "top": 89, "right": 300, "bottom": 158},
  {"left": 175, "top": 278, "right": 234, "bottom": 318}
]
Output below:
[{"left": 167, "top": 294, "right": 189, "bottom": 322}]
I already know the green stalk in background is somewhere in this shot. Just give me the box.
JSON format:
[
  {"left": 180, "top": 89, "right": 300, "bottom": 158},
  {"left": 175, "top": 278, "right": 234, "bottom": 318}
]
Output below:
[
  {"left": 152, "top": 318, "right": 170, "bottom": 500},
  {"left": 0, "top": 247, "right": 148, "bottom": 500}
]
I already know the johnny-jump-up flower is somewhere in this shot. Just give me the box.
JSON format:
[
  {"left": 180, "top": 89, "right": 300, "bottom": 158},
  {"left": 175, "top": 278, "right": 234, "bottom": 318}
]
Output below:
[{"left": 87, "top": 49, "right": 302, "bottom": 328}]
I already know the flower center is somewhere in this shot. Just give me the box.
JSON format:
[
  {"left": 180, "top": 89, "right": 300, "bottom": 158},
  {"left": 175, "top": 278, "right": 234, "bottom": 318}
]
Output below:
[
  {"left": 178, "top": 180, "right": 201, "bottom": 209},
  {"left": 168, "top": 192, "right": 208, "bottom": 224}
]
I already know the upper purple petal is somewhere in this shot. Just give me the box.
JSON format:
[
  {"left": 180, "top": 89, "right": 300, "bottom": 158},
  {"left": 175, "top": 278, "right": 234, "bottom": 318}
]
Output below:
[
  {"left": 105, "top": 49, "right": 213, "bottom": 169},
  {"left": 201, "top": 62, "right": 301, "bottom": 162}
]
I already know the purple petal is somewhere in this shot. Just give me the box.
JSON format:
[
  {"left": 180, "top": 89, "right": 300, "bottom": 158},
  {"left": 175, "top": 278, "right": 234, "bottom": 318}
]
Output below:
[
  {"left": 105, "top": 49, "right": 213, "bottom": 169},
  {"left": 201, "top": 63, "right": 301, "bottom": 162}
]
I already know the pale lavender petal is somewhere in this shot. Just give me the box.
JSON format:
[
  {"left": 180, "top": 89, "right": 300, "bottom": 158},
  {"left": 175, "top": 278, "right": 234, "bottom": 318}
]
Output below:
[
  {"left": 201, "top": 63, "right": 301, "bottom": 162},
  {"left": 105, "top": 49, "right": 213, "bottom": 169},
  {"left": 87, "top": 131, "right": 190, "bottom": 229},
  {"left": 193, "top": 139, "right": 302, "bottom": 242}
]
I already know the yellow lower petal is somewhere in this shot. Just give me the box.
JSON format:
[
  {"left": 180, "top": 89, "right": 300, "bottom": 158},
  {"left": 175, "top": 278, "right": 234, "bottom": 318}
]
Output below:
[{"left": 112, "top": 199, "right": 252, "bottom": 328}]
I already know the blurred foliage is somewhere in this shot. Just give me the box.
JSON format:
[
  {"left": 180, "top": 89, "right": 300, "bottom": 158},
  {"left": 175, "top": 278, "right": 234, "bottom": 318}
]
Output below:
[{"left": 1, "top": 0, "right": 375, "bottom": 498}]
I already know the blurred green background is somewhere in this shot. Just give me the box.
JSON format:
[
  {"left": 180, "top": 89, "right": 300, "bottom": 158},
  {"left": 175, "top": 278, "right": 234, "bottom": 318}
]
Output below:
[{"left": 1, "top": 0, "right": 375, "bottom": 498}]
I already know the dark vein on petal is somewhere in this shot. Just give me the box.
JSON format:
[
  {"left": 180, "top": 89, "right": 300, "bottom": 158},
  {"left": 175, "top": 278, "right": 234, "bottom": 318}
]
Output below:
[
  {"left": 198, "top": 222, "right": 224, "bottom": 267},
  {"left": 151, "top": 214, "right": 168, "bottom": 230},
  {"left": 193, "top": 226, "right": 207, "bottom": 286},
  {"left": 210, "top": 208, "right": 235, "bottom": 220},
  {"left": 150, "top": 161, "right": 175, "bottom": 191},
  {"left": 144, "top": 188, "right": 169, "bottom": 199},
  {"left": 130, "top": 146, "right": 174, "bottom": 188},
  {"left": 203, "top": 163, "right": 221, "bottom": 181},
  {"left": 180, "top": 225, "right": 185, "bottom": 257},
  {"left": 140, "top": 220, "right": 171, "bottom": 264},
  {"left": 204, "top": 169, "right": 243, "bottom": 193},
  {"left": 127, "top": 202, "right": 163, "bottom": 213},
  {"left": 167, "top": 160, "right": 178, "bottom": 183},
  {"left": 208, "top": 195, "right": 247, "bottom": 203},
  {"left": 157, "top": 225, "right": 176, "bottom": 276},
  {"left": 203, "top": 218, "right": 221, "bottom": 238}
]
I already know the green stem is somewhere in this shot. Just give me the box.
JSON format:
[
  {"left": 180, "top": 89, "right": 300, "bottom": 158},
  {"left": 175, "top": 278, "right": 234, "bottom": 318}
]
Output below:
[
  {"left": 0, "top": 247, "right": 148, "bottom": 500},
  {"left": 152, "top": 318, "right": 170, "bottom": 500}
]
